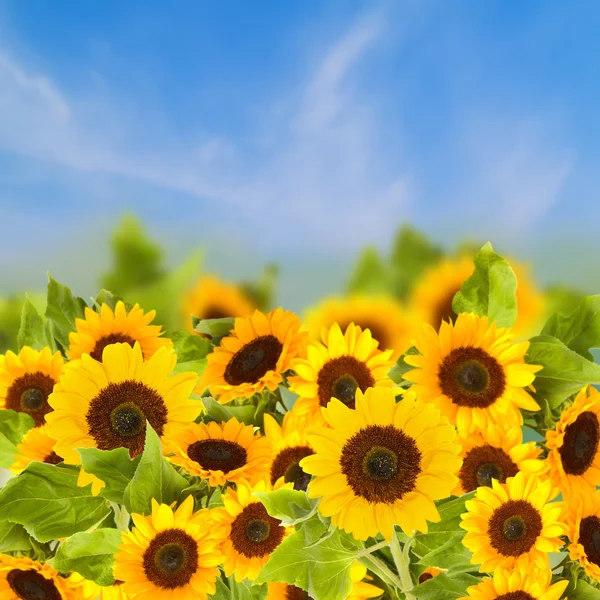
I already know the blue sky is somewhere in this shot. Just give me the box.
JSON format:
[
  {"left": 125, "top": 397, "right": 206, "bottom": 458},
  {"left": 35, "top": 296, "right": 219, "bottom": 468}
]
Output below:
[{"left": 0, "top": 1, "right": 599, "bottom": 307}]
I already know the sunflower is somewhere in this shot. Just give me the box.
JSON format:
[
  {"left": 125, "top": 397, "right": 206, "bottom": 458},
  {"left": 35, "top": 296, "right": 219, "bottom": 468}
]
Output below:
[
  {"left": 409, "top": 256, "right": 546, "bottom": 337},
  {"left": 300, "top": 387, "right": 461, "bottom": 541},
  {"left": 213, "top": 479, "right": 288, "bottom": 582},
  {"left": 163, "top": 416, "right": 272, "bottom": 487},
  {"left": 565, "top": 486, "right": 600, "bottom": 581},
  {"left": 0, "top": 346, "right": 64, "bottom": 427},
  {"left": 46, "top": 343, "right": 199, "bottom": 490},
  {"left": 68, "top": 301, "right": 172, "bottom": 361},
  {"left": 460, "top": 471, "right": 567, "bottom": 573},
  {"left": 100, "top": 581, "right": 129, "bottom": 600},
  {"left": 454, "top": 423, "right": 544, "bottom": 495},
  {"left": 10, "top": 423, "right": 62, "bottom": 474},
  {"left": 266, "top": 561, "right": 382, "bottom": 600},
  {"left": 0, "top": 554, "right": 76, "bottom": 600},
  {"left": 288, "top": 323, "right": 395, "bottom": 426},
  {"left": 303, "top": 295, "right": 416, "bottom": 359},
  {"left": 114, "top": 496, "right": 224, "bottom": 600},
  {"left": 403, "top": 313, "right": 541, "bottom": 434},
  {"left": 263, "top": 412, "right": 314, "bottom": 491},
  {"left": 545, "top": 385, "right": 600, "bottom": 499},
  {"left": 183, "top": 274, "right": 254, "bottom": 332},
  {"left": 197, "top": 308, "right": 307, "bottom": 404},
  {"left": 459, "top": 565, "right": 568, "bottom": 600},
  {"left": 418, "top": 567, "right": 445, "bottom": 584}
]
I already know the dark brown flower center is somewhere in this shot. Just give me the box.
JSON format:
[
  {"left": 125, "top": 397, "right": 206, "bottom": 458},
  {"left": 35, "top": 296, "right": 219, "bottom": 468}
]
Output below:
[
  {"left": 317, "top": 356, "right": 375, "bottom": 409},
  {"left": 90, "top": 333, "right": 137, "bottom": 362},
  {"left": 340, "top": 424, "right": 421, "bottom": 503},
  {"left": 7, "top": 568, "right": 61, "bottom": 600},
  {"left": 202, "top": 307, "right": 231, "bottom": 320},
  {"left": 579, "top": 515, "right": 600, "bottom": 566},
  {"left": 495, "top": 594, "right": 535, "bottom": 600},
  {"left": 418, "top": 572, "right": 434, "bottom": 584},
  {"left": 433, "top": 290, "right": 459, "bottom": 330},
  {"left": 224, "top": 335, "right": 283, "bottom": 385},
  {"left": 229, "top": 502, "right": 285, "bottom": 558},
  {"left": 559, "top": 411, "right": 599, "bottom": 476},
  {"left": 459, "top": 445, "right": 519, "bottom": 492},
  {"left": 488, "top": 500, "right": 542, "bottom": 557},
  {"left": 438, "top": 347, "right": 506, "bottom": 408},
  {"left": 286, "top": 585, "right": 313, "bottom": 600},
  {"left": 142, "top": 528, "right": 199, "bottom": 590},
  {"left": 270, "top": 446, "right": 314, "bottom": 490},
  {"left": 187, "top": 439, "right": 247, "bottom": 473},
  {"left": 6, "top": 372, "right": 56, "bottom": 426},
  {"left": 43, "top": 452, "right": 62, "bottom": 465},
  {"left": 86, "top": 380, "right": 168, "bottom": 457}
]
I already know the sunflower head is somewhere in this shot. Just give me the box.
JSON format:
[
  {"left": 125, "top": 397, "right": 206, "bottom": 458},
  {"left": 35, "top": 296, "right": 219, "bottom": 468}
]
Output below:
[
  {"left": 10, "top": 423, "right": 61, "bottom": 474},
  {"left": 68, "top": 301, "right": 172, "bottom": 361},
  {"left": 460, "top": 471, "right": 567, "bottom": 573},
  {"left": 197, "top": 308, "right": 307, "bottom": 404},
  {"left": 546, "top": 385, "right": 600, "bottom": 499},
  {"left": 115, "top": 495, "right": 224, "bottom": 599},
  {"left": 163, "top": 416, "right": 272, "bottom": 487},
  {"left": 418, "top": 567, "right": 445, "bottom": 584},
  {"left": 0, "top": 346, "right": 64, "bottom": 427},
  {"left": 301, "top": 387, "right": 461, "bottom": 541},
  {"left": 403, "top": 313, "right": 542, "bottom": 434},
  {"left": 288, "top": 322, "right": 395, "bottom": 425}
]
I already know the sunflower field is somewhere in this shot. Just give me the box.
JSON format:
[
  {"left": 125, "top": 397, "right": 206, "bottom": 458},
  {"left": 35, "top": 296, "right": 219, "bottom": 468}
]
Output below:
[{"left": 0, "top": 218, "right": 599, "bottom": 600}]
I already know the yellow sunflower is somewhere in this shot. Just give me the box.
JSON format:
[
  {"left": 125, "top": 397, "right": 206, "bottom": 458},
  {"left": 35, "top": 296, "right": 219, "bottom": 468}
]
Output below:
[
  {"left": 460, "top": 471, "right": 566, "bottom": 573},
  {"left": 114, "top": 496, "right": 224, "bottom": 600},
  {"left": 100, "top": 581, "right": 129, "bottom": 600},
  {"left": 263, "top": 412, "right": 314, "bottom": 491},
  {"left": 163, "top": 416, "right": 272, "bottom": 487},
  {"left": 46, "top": 342, "right": 199, "bottom": 491},
  {"left": 266, "top": 561, "right": 382, "bottom": 600},
  {"left": 197, "top": 308, "right": 307, "bottom": 404},
  {"left": 545, "top": 385, "right": 600, "bottom": 499},
  {"left": 303, "top": 295, "right": 417, "bottom": 359},
  {"left": 459, "top": 564, "right": 568, "bottom": 600},
  {"left": 10, "top": 423, "right": 62, "bottom": 474},
  {"left": 564, "top": 486, "right": 600, "bottom": 581},
  {"left": 301, "top": 387, "right": 461, "bottom": 541},
  {"left": 409, "top": 256, "right": 546, "bottom": 338},
  {"left": 288, "top": 323, "right": 395, "bottom": 426},
  {"left": 68, "top": 301, "right": 172, "bottom": 361},
  {"left": 213, "top": 479, "right": 289, "bottom": 582},
  {"left": 0, "top": 553, "right": 76, "bottom": 599},
  {"left": 417, "top": 567, "right": 445, "bottom": 584},
  {"left": 403, "top": 313, "right": 541, "bottom": 434},
  {"left": 0, "top": 346, "right": 64, "bottom": 427},
  {"left": 65, "top": 573, "right": 101, "bottom": 600},
  {"left": 454, "top": 423, "right": 544, "bottom": 495},
  {"left": 183, "top": 274, "right": 254, "bottom": 332}
]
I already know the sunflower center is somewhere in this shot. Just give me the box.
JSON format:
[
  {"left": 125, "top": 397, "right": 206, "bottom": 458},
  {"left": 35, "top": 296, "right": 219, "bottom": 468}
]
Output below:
[
  {"left": 43, "top": 452, "right": 62, "bottom": 465},
  {"left": 230, "top": 502, "right": 285, "bottom": 558},
  {"left": 559, "top": 411, "right": 599, "bottom": 476},
  {"left": 6, "top": 372, "right": 55, "bottom": 427},
  {"left": 224, "top": 335, "right": 283, "bottom": 385},
  {"left": 7, "top": 569, "right": 61, "bottom": 600},
  {"left": 90, "top": 333, "right": 137, "bottom": 362},
  {"left": 317, "top": 356, "right": 376, "bottom": 409},
  {"left": 143, "top": 529, "right": 199, "bottom": 590},
  {"left": 438, "top": 347, "right": 506, "bottom": 408},
  {"left": 488, "top": 500, "right": 542, "bottom": 557},
  {"left": 187, "top": 440, "right": 247, "bottom": 473},
  {"left": 434, "top": 290, "right": 458, "bottom": 329},
  {"left": 418, "top": 572, "right": 434, "bottom": 584},
  {"left": 495, "top": 594, "right": 535, "bottom": 600},
  {"left": 340, "top": 424, "right": 421, "bottom": 504},
  {"left": 579, "top": 515, "right": 600, "bottom": 566},
  {"left": 86, "top": 380, "right": 168, "bottom": 457},
  {"left": 270, "top": 446, "right": 314, "bottom": 490},
  {"left": 286, "top": 585, "right": 313, "bottom": 600},
  {"left": 459, "top": 445, "right": 518, "bottom": 492}
]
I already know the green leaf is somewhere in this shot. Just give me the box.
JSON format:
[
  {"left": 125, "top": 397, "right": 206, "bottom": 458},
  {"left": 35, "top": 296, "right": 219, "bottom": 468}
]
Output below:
[
  {"left": 17, "top": 297, "right": 55, "bottom": 351},
  {"left": 564, "top": 579, "right": 599, "bottom": 600},
  {"left": 201, "top": 397, "right": 256, "bottom": 426},
  {"left": 255, "top": 489, "right": 317, "bottom": 527},
  {"left": 172, "top": 330, "right": 211, "bottom": 362},
  {"left": 542, "top": 295, "right": 600, "bottom": 360},
  {"left": 44, "top": 275, "right": 87, "bottom": 349},
  {"left": 347, "top": 246, "right": 391, "bottom": 294},
  {"left": 194, "top": 317, "right": 235, "bottom": 339},
  {"left": 93, "top": 290, "right": 124, "bottom": 311},
  {"left": 0, "top": 462, "right": 110, "bottom": 542},
  {"left": 526, "top": 335, "right": 600, "bottom": 408},
  {"left": 388, "top": 347, "right": 419, "bottom": 385},
  {"left": 123, "top": 423, "right": 189, "bottom": 515},
  {"left": 255, "top": 517, "right": 363, "bottom": 600},
  {"left": 452, "top": 243, "right": 517, "bottom": 327},
  {"left": 50, "top": 528, "right": 122, "bottom": 586},
  {"left": 0, "top": 410, "right": 35, "bottom": 468},
  {"left": 0, "top": 521, "right": 33, "bottom": 552},
  {"left": 412, "top": 573, "right": 480, "bottom": 600},
  {"left": 240, "top": 264, "right": 278, "bottom": 312},
  {"left": 78, "top": 447, "right": 141, "bottom": 504}
]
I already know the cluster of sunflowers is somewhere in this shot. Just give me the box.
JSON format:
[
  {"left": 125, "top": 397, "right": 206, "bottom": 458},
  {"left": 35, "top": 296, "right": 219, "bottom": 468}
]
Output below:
[{"left": 0, "top": 240, "right": 598, "bottom": 600}]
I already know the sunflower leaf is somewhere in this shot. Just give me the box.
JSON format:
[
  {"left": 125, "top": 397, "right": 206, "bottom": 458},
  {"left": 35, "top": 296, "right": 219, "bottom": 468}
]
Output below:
[
  {"left": 49, "top": 528, "right": 122, "bottom": 586},
  {"left": 452, "top": 242, "right": 517, "bottom": 328},
  {"left": 0, "top": 521, "right": 33, "bottom": 552},
  {"left": 194, "top": 317, "right": 235, "bottom": 340},
  {"left": 347, "top": 246, "right": 392, "bottom": 294},
  {"left": 17, "top": 297, "right": 55, "bottom": 352},
  {"left": 0, "top": 462, "right": 110, "bottom": 542},
  {"left": 0, "top": 410, "right": 35, "bottom": 468},
  {"left": 172, "top": 330, "right": 212, "bottom": 362},
  {"left": 255, "top": 489, "right": 318, "bottom": 527},
  {"left": 213, "top": 577, "right": 267, "bottom": 600},
  {"left": 412, "top": 572, "right": 480, "bottom": 600},
  {"left": 388, "top": 346, "right": 419, "bottom": 385},
  {"left": 45, "top": 275, "right": 88, "bottom": 350}
]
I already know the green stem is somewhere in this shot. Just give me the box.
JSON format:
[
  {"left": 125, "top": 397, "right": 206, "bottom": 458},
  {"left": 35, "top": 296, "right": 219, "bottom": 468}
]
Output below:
[
  {"left": 359, "top": 553, "right": 404, "bottom": 593},
  {"left": 112, "top": 503, "right": 130, "bottom": 531},
  {"left": 389, "top": 534, "right": 415, "bottom": 600}
]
